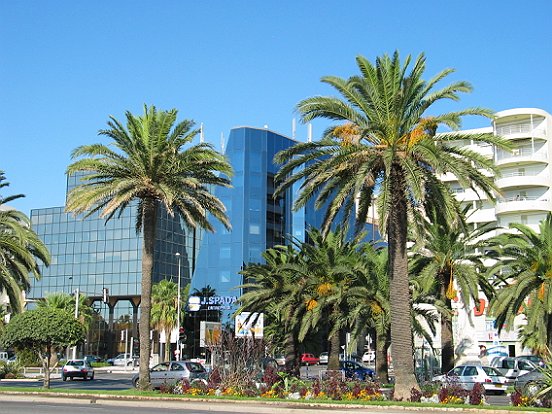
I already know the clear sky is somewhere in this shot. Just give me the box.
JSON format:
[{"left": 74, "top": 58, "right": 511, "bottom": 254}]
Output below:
[{"left": 1, "top": 1, "right": 551, "bottom": 215}]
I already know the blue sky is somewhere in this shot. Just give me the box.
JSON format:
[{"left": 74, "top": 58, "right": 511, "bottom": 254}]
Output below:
[{"left": 1, "top": 1, "right": 551, "bottom": 215}]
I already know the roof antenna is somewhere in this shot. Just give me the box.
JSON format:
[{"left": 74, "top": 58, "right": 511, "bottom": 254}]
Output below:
[
  {"left": 307, "top": 123, "right": 313, "bottom": 142},
  {"left": 200, "top": 123, "right": 205, "bottom": 143},
  {"left": 292, "top": 118, "right": 296, "bottom": 139},
  {"left": 220, "top": 132, "right": 225, "bottom": 153}
]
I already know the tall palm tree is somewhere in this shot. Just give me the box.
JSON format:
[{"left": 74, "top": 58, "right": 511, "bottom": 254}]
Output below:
[
  {"left": 65, "top": 105, "right": 232, "bottom": 388},
  {"left": 274, "top": 52, "right": 505, "bottom": 397},
  {"left": 0, "top": 171, "right": 50, "bottom": 312},
  {"left": 487, "top": 213, "right": 552, "bottom": 354},
  {"left": 151, "top": 279, "right": 179, "bottom": 362},
  {"left": 410, "top": 207, "right": 495, "bottom": 372}
]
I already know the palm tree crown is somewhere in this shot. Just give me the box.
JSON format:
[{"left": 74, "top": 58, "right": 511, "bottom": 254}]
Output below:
[
  {"left": 65, "top": 105, "right": 232, "bottom": 388},
  {"left": 274, "top": 52, "right": 506, "bottom": 398},
  {"left": 0, "top": 171, "right": 50, "bottom": 312},
  {"left": 487, "top": 213, "right": 552, "bottom": 354}
]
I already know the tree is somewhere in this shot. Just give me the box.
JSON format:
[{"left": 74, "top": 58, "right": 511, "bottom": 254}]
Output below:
[
  {"left": 65, "top": 105, "right": 232, "bottom": 389},
  {"left": 410, "top": 207, "right": 495, "bottom": 372},
  {"left": 487, "top": 213, "right": 552, "bottom": 354},
  {"left": 274, "top": 52, "right": 505, "bottom": 398},
  {"left": 1, "top": 307, "right": 85, "bottom": 388},
  {"left": 0, "top": 171, "right": 50, "bottom": 313},
  {"left": 295, "top": 227, "right": 368, "bottom": 370},
  {"left": 37, "top": 292, "right": 94, "bottom": 330},
  {"left": 151, "top": 279, "right": 180, "bottom": 362},
  {"left": 238, "top": 245, "right": 305, "bottom": 375}
]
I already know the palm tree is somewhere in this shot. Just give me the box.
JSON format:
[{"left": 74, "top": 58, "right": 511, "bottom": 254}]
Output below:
[
  {"left": 274, "top": 52, "right": 505, "bottom": 397},
  {"left": 487, "top": 213, "right": 552, "bottom": 354},
  {"left": 296, "top": 227, "right": 368, "bottom": 370},
  {"left": 0, "top": 171, "right": 50, "bottom": 312},
  {"left": 151, "top": 279, "right": 179, "bottom": 362},
  {"left": 65, "top": 105, "right": 232, "bottom": 388},
  {"left": 37, "top": 292, "right": 94, "bottom": 329},
  {"left": 238, "top": 245, "right": 305, "bottom": 374},
  {"left": 410, "top": 207, "right": 495, "bottom": 372}
]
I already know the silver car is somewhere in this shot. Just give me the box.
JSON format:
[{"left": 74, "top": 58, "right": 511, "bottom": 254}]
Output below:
[
  {"left": 490, "top": 356, "right": 537, "bottom": 383},
  {"left": 61, "top": 359, "right": 94, "bottom": 381},
  {"left": 132, "top": 361, "right": 207, "bottom": 388},
  {"left": 433, "top": 365, "right": 507, "bottom": 394},
  {"left": 514, "top": 368, "right": 545, "bottom": 394}
]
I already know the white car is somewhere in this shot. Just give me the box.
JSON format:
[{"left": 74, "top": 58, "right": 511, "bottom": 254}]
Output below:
[
  {"left": 362, "top": 351, "right": 375, "bottom": 363},
  {"left": 61, "top": 359, "right": 94, "bottom": 381},
  {"left": 319, "top": 352, "right": 328, "bottom": 365},
  {"left": 433, "top": 364, "right": 507, "bottom": 394}
]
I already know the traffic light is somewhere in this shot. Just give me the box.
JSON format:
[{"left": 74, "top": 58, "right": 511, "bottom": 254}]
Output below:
[{"left": 178, "top": 327, "right": 186, "bottom": 342}]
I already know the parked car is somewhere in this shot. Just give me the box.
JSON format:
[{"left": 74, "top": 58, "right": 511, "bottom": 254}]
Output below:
[
  {"left": 274, "top": 355, "right": 286, "bottom": 366},
  {"left": 108, "top": 353, "right": 138, "bottom": 366},
  {"left": 433, "top": 365, "right": 506, "bottom": 394},
  {"left": 362, "top": 351, "right": 375, "bottom": 363},
  {"left": 61, "top": 359, "right": 95, "bottom": 381},
  {"left": 83, "top": 355, "right": 103, "bottom": 364},
  {"left": 340, "top": 360, "right": 375, "bottom": 381},
  {"left": 514, "top": 368, "right": 546, "bottom": 395},
  {"left": 490, "top": 356, "right": 537, "bottom": 382},
  {"left": 319, "top": 352, "right": 328, "bottom": 365},
  {"left": 300, "top": 353, "right": 319, "bottom": 365},
  {"left": 132, "top": 360, "right": 207, "bottom": 389}
]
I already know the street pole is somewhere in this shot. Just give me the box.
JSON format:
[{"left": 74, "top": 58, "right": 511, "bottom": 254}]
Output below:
[
  {"left": 72, "top": 287, "right": 80, "bottom": 359},
  {"left": 176, "top": 252, "right": 181, "bottom": 361}
]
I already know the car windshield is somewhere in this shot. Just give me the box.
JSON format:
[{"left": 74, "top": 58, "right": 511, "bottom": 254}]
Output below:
[{"left": 186, "top": 362, "right": 205, "bottom": 373}]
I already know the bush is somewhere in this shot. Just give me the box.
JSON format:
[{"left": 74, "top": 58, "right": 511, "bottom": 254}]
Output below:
[
  {"left": 0, "top": 360, "right": 22, "bottom": 379},
  {"left": 15, "top": 349, "right": 41, "bottom": 367},
  {"left": 438, "top": 382, "right": 468, "bottom": 404},
  {"left": 468, "top": 382, "right": 485, "bottom": 405}
]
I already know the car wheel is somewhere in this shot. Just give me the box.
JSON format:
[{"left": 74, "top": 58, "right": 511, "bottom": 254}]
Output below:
[
  {"left": 61, "top": 375, "right": 66, "bottom": 382},
  {"left": 90, "top": 374, "right": 94, "bottom": 380},
  {"left": 132, "top": 377, "right": 139, "bottom": 388}
]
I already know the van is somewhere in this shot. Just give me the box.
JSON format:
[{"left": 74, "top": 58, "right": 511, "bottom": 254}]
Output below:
[{"left": 490, "top": 356, "right": 537, "bottom": 382}]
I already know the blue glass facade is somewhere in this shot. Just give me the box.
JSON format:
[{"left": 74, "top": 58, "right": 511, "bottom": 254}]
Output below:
[{"left": 190, "top": 127, "right": 297, "bottom": 311}]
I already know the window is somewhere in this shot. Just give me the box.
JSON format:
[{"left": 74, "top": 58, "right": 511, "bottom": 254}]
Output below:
[{"left": 464, "top": 366, "right": 478, "bottom": 376}]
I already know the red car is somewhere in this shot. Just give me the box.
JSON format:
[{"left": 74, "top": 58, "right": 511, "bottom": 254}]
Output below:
[{"left": 300, "top": 353, "right": 320, "bottom": 365}]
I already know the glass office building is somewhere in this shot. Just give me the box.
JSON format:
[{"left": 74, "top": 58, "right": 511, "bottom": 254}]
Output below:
[{"left": 29, "top": 174, "right": 196, "bottom": 357}]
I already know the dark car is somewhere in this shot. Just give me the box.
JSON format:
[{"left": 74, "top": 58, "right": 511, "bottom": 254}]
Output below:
[
  {"left": 84, "top": 355, "right": 103, "bottom": 364},
  {"left": 340, "top": 360, "right": 375, "bottom": 380}
]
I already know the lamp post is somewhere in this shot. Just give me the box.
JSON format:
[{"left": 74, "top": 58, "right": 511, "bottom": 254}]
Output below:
[
  {"left": 72, "top": 287, "right": 80, "bottom": 359},
  {"left": 175, "top": 252, "right": 181, "bottom": 361}
]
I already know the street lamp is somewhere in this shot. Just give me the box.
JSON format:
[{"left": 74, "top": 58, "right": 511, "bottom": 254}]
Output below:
[{"left": 175, "top": 252, "right": 181, "bottom": 360}]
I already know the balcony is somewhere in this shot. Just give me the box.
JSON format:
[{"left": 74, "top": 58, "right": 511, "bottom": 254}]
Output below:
[
  {"left": 495, "top": 196, "right": 552, "bottom": 215},
  {"left": 496, "top": 147, "right": 548, "bottom": 166},
  {"left": 495, "top": 172, "right": 550, "bottom": 189},
  {"left": 496, "top": 123, "right": 547, "bottom": 140}
]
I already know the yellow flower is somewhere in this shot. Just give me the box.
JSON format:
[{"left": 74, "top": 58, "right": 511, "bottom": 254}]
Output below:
[
  {"left": 317, "top": 282, "right": 333, "bottom": 296},
  {"left": 306, "top": 299, "right": 318, "bottom": 311}
]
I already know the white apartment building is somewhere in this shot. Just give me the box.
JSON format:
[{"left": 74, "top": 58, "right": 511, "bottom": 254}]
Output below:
[{"left": 442, "top": 108, "right": 552, "bottom": 362}]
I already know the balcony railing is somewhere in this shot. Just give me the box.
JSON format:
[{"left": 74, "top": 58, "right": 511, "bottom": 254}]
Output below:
[
  {"left": 496, "top": 123, "right": 546, "bottom": 136},
  {"left": 496, "top": 146, "right": 547, "bottom": 162},
  {"left": 497, "top": 195, "right": 543, "bottom": 203}
]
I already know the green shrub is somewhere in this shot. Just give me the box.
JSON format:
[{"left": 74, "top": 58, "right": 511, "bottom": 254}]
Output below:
[{"left": 0, "top": 360, "right": 22, "bottom": 378}]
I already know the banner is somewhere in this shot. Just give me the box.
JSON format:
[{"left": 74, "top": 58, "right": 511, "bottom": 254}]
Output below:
[{"left": 235, "top": 312, "right": 264, "bottom": 338}]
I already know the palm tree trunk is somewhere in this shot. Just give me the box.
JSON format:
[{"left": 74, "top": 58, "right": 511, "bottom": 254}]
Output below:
[
  {"left": 165, "top": 328, "right": 171, "bottom": 362},
  {"left": 388, "top": 165, "right": 418, "bottom": 399},
  {"left": 440, "top": 280, "right": 454, "bottom": 373},
  {"left": 138, "top": 198, "right": 156, "bottom": 389},
  {"left": 328, "top": 330, "right": 340, "bottom": 370},
  {"left": 547, "top": 314, "right": 552, "bottom": 352},
  {"left": 376, "top": 330, "right": 391, "bottom": 384},
  {"left": 284, "top": 328, "right": 300, "bottom": 376}
]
